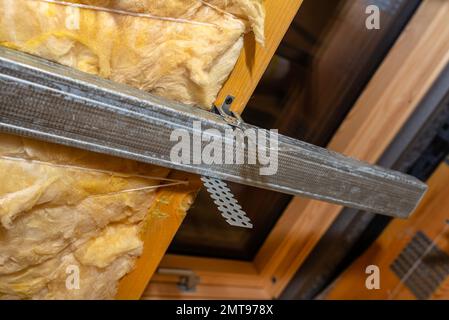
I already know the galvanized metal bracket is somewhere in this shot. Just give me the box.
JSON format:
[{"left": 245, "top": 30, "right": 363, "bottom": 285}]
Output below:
[
  {"left": 212, "top": 95, "right": 243, "bottom": 129},
  {"left": 204, "top": 96, "right": 252, "bottom": 228},
  {"left": 157, "top": 268, "right": 200, "bottom": 292}
]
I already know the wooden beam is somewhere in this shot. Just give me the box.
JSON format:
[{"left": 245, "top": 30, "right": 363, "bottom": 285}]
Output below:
[
  {"left": 215, "top": 0, "right": 304, "bottom": 114},
  {"left": 121, "top": 0, "right": 304, "bottom": 299},
  {"left": 255, "top": 0, "right": 449, "bottom": 298},
  {"left": 116, "top": 173, "right": 201, "bottom": 299}
]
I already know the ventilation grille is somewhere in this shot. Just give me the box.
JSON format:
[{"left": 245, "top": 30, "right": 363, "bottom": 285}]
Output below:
[{"left": 390, "top": 231, "right": 449, "bottom": 299}]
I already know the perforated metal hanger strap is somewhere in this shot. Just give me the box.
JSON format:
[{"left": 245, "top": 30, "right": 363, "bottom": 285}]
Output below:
[
  {"left": 0, "top": 47, "right": 427, "bottom": 218},
  {"left": 201, "top": 176, "right": 253, "bottom": 229}
]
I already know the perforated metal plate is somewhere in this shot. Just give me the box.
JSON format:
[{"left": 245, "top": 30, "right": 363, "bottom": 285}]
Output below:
[
  {"left": 0, "top": 47, "right": 427, "bottom": 218},
  {"left": 201, "top": 176, "right": 253, "bottom": 228}
]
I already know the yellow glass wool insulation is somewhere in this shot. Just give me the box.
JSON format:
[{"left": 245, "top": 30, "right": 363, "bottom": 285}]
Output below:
[
  {"left": 0, "top": 0, "right": 265, "bottom": 299},
  {"left": 0, "top": 133, "right": 176, "bottom": 299},
  {"left": 0, "top": 0, "right": 265, "bottom": 108}
]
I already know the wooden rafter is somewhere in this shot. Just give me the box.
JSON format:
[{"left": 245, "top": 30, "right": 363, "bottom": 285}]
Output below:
[
  {"left": 116, "top": 174, "right": 201, "bottom": 299},
  {"left": 117, "top": 0, "right": 304, "bottom": 299}
]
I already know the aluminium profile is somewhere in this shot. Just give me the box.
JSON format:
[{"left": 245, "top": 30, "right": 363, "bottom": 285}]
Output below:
[{"left": 0, "top": 47, "right": 427, "bottom": 218}]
